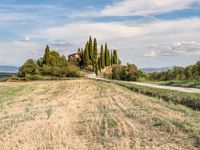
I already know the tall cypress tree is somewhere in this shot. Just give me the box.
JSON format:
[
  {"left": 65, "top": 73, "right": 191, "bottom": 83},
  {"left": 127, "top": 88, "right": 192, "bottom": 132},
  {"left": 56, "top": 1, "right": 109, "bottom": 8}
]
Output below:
[
  {"left": 110, "top": 51, "right": 113, "bottom": 66},
  {"left": 95, "top": 59, "right": 99, "bottom": 76},
  {"left": 107, "top": 49, "right": 111, "bottom": 66},
  {"left": 98, "top": 57, "right": 101, "bottom": 73},
  {"left": 93, "top": 38, "right": 98, "bottom": 71},
  {"left": 84, "top": 42, "right": 90, "bottom": 67},
  {"left": 43, "top": 45, "right": 50, "bottom": 65},
  {"left": 88, "top": 36, "right": 94, "bottom": 65},
  {"left": 80, "top": 48, "right": 84, "bottom": 67},
  {"left": 113, "top": 50, "right": 118, "bottom": 64},
  {"left": 100, "top": 45, "right": 105, "bottom": 69},
  {"left": 105, "top": 43, "right": 108, "bottom": 67},
  {"left": 93, "top": 38, "right": 98, "bottom": 60}
]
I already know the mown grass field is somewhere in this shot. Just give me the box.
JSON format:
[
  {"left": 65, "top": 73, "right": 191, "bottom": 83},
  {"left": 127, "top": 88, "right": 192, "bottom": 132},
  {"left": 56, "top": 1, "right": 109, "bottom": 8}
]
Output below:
[{"left": 0, "top": 79, "right": 199, "bottom": 149}]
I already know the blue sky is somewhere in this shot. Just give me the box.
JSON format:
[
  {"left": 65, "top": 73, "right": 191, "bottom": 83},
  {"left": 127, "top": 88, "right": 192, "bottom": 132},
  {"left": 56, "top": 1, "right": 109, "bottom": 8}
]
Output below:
[{"left": 0, "top": 0, "right": 200, "bottom": 67}]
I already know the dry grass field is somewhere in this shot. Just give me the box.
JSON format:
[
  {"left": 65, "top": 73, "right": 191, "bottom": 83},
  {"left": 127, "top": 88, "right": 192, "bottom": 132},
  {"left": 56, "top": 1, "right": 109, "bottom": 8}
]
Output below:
[{"left": 0, "top": 79, "right": 199, "bottom": 150}]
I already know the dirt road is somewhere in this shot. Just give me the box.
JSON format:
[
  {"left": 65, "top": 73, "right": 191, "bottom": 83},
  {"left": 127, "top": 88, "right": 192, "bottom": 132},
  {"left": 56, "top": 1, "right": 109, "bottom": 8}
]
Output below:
[
  {"left": 0, "top": 79, "right": 199, "bottom": 149},
  {"left": 88, "top": 75, "right": 200, "bottom": 93}
]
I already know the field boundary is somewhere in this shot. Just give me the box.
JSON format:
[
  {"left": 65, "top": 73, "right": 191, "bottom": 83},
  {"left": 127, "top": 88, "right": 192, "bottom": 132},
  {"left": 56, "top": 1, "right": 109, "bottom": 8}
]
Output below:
[{"left": 91, "top": 78, "right": 200, "bottom": 111}]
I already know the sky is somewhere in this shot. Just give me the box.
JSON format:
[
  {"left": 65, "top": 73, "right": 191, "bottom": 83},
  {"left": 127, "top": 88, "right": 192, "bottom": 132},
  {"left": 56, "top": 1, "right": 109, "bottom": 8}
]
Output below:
[{"left": 0, "top": 0, "right": 200, "bottom": 68}]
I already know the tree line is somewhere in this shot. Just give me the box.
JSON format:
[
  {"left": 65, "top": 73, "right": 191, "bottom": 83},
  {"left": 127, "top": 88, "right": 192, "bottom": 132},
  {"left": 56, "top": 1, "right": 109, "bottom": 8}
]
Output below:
[
  {"left": 149, "top": 61, "right": 200, "bottom": 81},
  {"left": 18, "top": 45, "right": 81, "bottom": 80}
]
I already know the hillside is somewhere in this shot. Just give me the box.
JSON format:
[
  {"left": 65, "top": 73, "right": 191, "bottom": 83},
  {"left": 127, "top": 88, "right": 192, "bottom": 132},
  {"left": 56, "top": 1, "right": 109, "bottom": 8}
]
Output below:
[
  {"left": 0, "top": 72, "right": 17, "bottom": 81},
  {"left": 140, "top": 67, "right": 174, "bottom": 73},
  {"left": 0, "top": 79, "right": 199, "bottom": 149},
  {"left": 0, "top": 66, "right": 18, "bottom": 73}
]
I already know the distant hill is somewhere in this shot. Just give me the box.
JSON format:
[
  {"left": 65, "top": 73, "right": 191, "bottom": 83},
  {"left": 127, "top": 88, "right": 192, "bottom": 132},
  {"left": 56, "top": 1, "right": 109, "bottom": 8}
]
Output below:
[
  {"left": 140, "top": 67, "right": 174, "bottom": 73},
  {"left": 0, "top": 66, "right": 18, "bottom": 73}
]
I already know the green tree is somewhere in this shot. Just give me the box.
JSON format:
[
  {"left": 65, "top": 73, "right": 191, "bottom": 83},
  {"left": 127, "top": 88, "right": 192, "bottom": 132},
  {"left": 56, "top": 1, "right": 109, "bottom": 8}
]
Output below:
[
  {"left": 18, "top": 59, "right": 40, "bottom": 77},
  {"left": 184, "top": 66, "right": 192, "bottom": 80},
  {"left": 113, "top": 50, "right": 118, "bottom": 64},
  {"left": 93, "top": 38, "right": 98, "bottom": 60},
  {"left": 93, "top": 38, "right": 98, "bottom": 71},
  {"left": 111, "top": 51, "right": 113, "bottom": 66},
  {"left": 100, "top": 45, "right": 105, "bottom": 69},
  {"left": 95, "top": 61, "right": 98, "bottom": 76},
  {"left": 84, "top": 42, "right": 90, "bottom": 67},
  {"left": 105, "top": 43, "right": 107, "bottom": 66},
  {"left": 98, "top": 57, "right": 101, "bottom": 73},
  {"left": 37, "top": 58, "right": 43, "bottom": 67},
  {"left": 120, "top": 66, "right": 128, "bottom": 80},
  {"left": 127, "top": 64, "right": 138, "bottom": 81},
  {"left": 79, "top": 48, "right": 84, "bottom": 67},
  {"left": 48, "top": 51, "right": 60, "bottom": 66},
  {"left": 107, "top": 49, "right": 111, "bottom": 66},
  {"left": 112, "top": 65, "right": 122, "bottom": 80},
  {"left": 194, "top": 61, "right": 200, "bottom": 80},
  {"left": 43, "top": 45, "right": 50, "bottom": 65},
  {"left": 105, "top": 43, "right": 111, "bottom": 66},
  {"left": 89, "top": 36, "right": 94, "bottom": 65}
]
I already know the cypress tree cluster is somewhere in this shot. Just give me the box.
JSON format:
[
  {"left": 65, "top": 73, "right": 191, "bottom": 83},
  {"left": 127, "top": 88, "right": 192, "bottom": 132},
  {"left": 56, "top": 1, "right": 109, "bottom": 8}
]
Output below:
[{"left": 80, "top": 36, "right": 119, "bottom": 75}]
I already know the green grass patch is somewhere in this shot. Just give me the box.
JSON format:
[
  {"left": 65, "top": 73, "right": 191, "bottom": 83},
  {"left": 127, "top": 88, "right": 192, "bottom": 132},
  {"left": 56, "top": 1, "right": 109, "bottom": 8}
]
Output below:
[
  {"left": 0, "top": 85, "right": 27, "bottom": 104},
  {"left": 99, "top": 107, "right": 109, "bottom": 116},
  {"left": 153, "top": 117, "right": 171, "bottom": 127},
  {"left": 160, "top": 80, "right": 200, "bottom": 89},
  {"left": 192, "top": 131, "right": 200, "bottom": 146},
  {"left": 45, "top": 106, "right": 53, "bottom": 119},
  {"left": 107, "top": 118, "right": 117, "bottom": 128}
]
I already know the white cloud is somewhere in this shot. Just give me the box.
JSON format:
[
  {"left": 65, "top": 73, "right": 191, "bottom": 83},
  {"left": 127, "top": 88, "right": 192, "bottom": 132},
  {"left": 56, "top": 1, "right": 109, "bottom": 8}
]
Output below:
[
  {"left": 0, "top": 12, "right": 32, "bottom": 25},
  {"left": 144, "top": 50, "right": 157, "bottom": 57},
  {"left": 0, "top": 4, "right": 64, "bottom": 26},
  {"left": 146, "top": 41, "right": 200, "bottom": 57},
  {"left": 40, "top": 22, "right": 143, "bottom": 41},
  {"left": 22, "top": 36, "right": 32, "bottom": 41},
  {"left": 0, "top": 40, "right": 43, "bottom": 66},
  {"left": 37, "top": 17, "right": 200, "bottom": 47},
  {"left": 39, "top": 17, "right": 200, "bottom": 42},
  {"left": 170, "top": 41, "right": 200, "bottom": 55},
  {"left": 73, "top": 0, "right": 200, "bottom": 17},
  {"left": 102, "top": 0, "right": 199, "bottom": 16}
]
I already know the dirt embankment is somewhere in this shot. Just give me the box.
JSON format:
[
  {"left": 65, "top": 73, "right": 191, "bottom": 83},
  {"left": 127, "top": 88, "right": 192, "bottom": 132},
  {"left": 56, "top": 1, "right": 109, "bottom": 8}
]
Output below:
[{"left": 0, "top": 79, "right": 199, "bottom": 150}]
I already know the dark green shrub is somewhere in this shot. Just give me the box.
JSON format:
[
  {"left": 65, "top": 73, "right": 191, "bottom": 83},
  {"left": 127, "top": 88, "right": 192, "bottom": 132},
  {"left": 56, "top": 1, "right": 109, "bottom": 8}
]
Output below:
[{"left": 18, "top": 59, "right": 40, "bottom": 78}]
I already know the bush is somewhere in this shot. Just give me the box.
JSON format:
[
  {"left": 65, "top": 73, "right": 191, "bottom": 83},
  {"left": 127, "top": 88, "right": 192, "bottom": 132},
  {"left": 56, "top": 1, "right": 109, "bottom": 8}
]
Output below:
[
  {"left": 18, "top": 59, "right": 40, "bottom": 78},
  {"left": 110, "top": 64, "right": 141, "bottom": 81},
  {"left": 103, "top": 72, "right": 112, "bottom": 79},
  {"left": 9, "top": 75, "right": 20, "bottom": 81},
  {"left": 112, "top": 65, "right": 121, "bottom": 80},
  {"left": 66, "top": 65, "right": 81, "bottom": 77}
]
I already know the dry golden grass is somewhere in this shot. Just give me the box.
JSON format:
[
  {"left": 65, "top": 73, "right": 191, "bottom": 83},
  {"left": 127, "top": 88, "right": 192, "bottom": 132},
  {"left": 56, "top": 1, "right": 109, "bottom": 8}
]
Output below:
[{"left": 0, "top": 79, "right": 199, "bottom": 150}]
